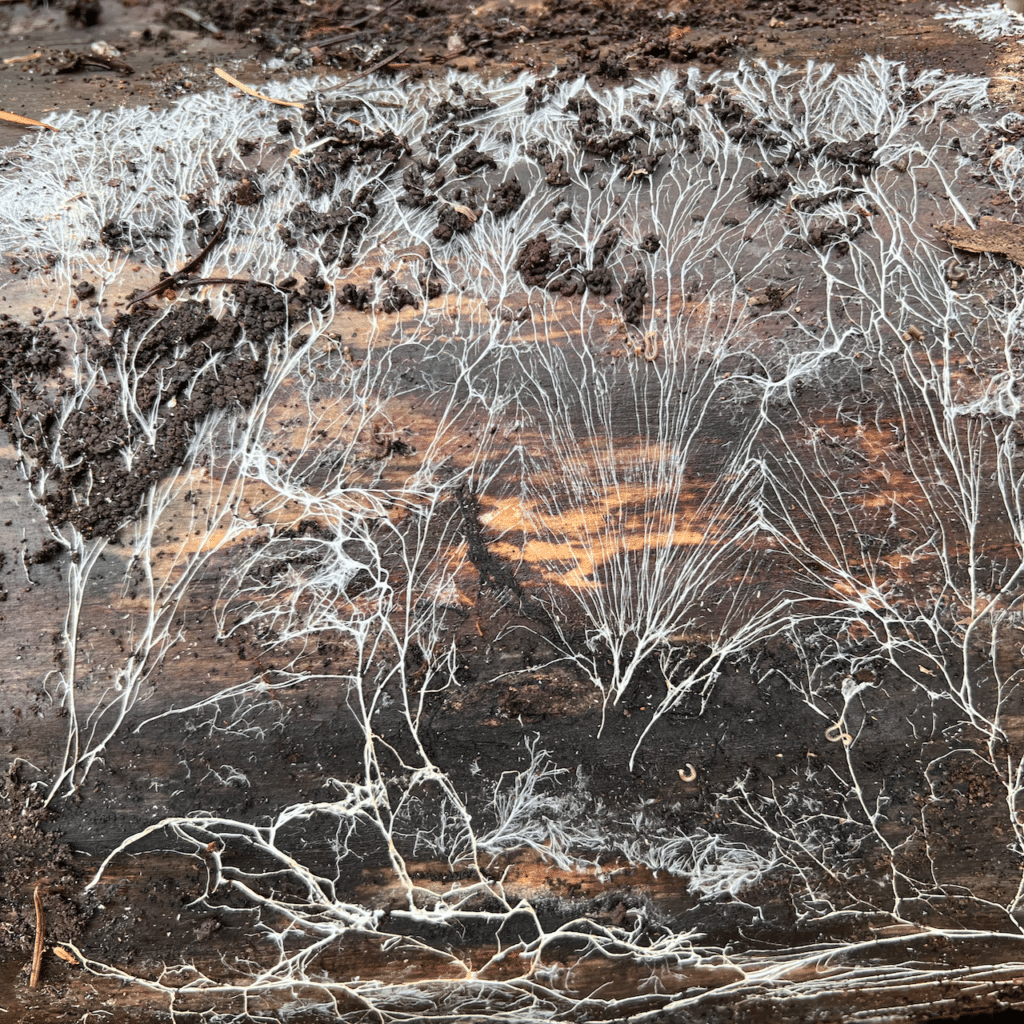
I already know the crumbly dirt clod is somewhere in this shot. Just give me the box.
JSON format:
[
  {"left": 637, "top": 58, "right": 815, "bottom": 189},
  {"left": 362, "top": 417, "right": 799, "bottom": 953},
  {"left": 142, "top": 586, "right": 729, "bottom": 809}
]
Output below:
[{"left": 6, "top": 285, "right": 295, "bottom": 539}]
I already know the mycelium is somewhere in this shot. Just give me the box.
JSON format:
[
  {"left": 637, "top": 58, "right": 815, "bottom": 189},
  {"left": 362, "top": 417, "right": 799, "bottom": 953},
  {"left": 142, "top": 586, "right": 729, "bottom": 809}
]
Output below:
[
  {"left": 937, "top": 1, "right": 1024, "bottom": 40},
  {"left": 3, "top": 56, "right": 1024, "bottom": 1021}
]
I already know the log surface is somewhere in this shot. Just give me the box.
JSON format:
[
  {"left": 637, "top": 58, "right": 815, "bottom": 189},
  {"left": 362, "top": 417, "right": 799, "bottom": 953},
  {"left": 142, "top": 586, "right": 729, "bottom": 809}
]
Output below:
[{"left": 2, "top": 1, "right": 1024, "bottom": 1022}]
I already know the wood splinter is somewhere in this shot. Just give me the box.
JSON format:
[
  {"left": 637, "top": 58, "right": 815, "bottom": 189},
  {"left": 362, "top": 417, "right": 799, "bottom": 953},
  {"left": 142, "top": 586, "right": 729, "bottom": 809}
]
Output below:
[{"left": 30, "top": 883, "right": 45, "bottom": 988}]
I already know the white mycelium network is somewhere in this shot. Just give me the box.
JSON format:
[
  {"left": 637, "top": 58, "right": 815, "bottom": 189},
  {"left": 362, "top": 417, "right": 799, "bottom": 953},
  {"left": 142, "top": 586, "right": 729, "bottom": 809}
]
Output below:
[
  {"left": 937, "top": 1, "right": 1024, "bottom": 40},
  {"left": 5, "top": 55, "right": 1024, "bottom": 1021}
]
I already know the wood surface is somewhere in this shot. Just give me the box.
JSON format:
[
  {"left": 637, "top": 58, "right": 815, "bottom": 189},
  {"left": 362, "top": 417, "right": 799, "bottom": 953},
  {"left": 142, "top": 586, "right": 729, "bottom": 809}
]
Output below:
[{"left": 3, "top": 0, "right": 1024, "bottom": 1022}]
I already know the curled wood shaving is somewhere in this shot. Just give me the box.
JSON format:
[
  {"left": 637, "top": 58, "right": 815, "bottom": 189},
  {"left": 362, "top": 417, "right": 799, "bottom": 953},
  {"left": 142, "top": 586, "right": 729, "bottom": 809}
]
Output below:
[
  {"left": 642, "top": 330, "right": 659, "bottom": 362},
  {"left": 825, "top": 722, "right": 853, "bottom": 746},
  {"left": 213, "top": 68, "right": 305, "bottom": 109},
  {"left": 0, "top": 109, "right": 58, "bottom": 132}
]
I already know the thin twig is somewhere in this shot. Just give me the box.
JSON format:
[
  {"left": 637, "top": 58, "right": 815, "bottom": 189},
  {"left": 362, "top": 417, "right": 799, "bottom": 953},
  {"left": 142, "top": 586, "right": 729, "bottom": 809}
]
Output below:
[
  {"left": 179, "top": 276, "right": 252, "bottom": 288},
  {"left": 178, "top": 277, "right": 282, "bottom": 292},
  {"left": 320, "top": 47, "right": 408, "bottom": 90},
  {"left": 314, "top": 0, "right": 403, "bottom": 43},
  {"left": 318, "top": 0, "right": 400, "bottom": 27},
  {"left": 127, "top": 211, "right": 231, "bottom": 308},
  {"left": 0, "top": 110, "right": 58, "bottom": 132},
  {"left": 30, "top": 884, "right": 45, "bottom": 988}
]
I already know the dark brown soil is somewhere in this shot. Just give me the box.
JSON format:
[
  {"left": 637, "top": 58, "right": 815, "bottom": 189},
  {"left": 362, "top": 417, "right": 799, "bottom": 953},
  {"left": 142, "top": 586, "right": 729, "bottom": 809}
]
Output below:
[
  {"left": 0, "top": 0, "right": 1015, "bottom": 126},
  {"left": 0, "top": 771, "right": 86, "bottom": 983}
]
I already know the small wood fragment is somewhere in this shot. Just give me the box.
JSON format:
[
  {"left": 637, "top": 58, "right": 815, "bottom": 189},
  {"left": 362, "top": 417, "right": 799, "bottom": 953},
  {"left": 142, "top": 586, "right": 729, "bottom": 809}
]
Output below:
[
  {"left": 938, "top": 216, "right": 1024, "bottom": 266},
  {"left": 30, "top": 884, "right": 45, "bottom": 988}
]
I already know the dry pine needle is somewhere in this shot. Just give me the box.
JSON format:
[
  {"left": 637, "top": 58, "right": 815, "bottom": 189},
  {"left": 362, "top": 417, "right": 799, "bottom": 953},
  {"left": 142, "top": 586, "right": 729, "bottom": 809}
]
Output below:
[
  {"left": 213, "top": 68, "right": 305, "bottom": 109},
  {"left": 0, "top": 110, "right": 58, "bottom": 132}
]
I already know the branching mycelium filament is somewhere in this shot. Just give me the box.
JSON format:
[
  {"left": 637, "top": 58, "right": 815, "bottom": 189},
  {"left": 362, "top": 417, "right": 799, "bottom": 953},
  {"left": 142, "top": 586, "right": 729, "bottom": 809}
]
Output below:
[{"left": 484, "top": 331, "right": 793, "bottom": 762}]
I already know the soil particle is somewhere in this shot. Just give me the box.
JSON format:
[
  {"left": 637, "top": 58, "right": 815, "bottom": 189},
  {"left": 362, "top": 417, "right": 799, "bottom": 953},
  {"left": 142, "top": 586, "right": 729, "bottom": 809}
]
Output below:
[
  {"left": 284, "top": 190, "right": 378, "bottom": 263},
  {"left": 433, "top": 199, "right": 479, "bottom": 242},
  {"left": 98, "top": 220, "right": 130, "bottom": 250},
  {"left": 544, "top": 153, "right": 571, "bottom": 187},
  {"left": 0, "top": 317, "right": 64, "bottom": 430},
  {"left": 570, "top": 92, "right": 648, "bottom": 159},
  {"left": 526, "top": 143, "right": 573, "bottom": 188},
  {"left": 618, "top": 270, "right": 648, "bottom": 326},
  {"left": 379, "top": 282, "right": 418, "bottom": 314},
  {"left": 453, "top": 142, "right": 498, "bottom": 176},
  {"left": 763, "top": 283, "right": 793, "bottom": 312},
  {"left": 232, "top": 176, "right": 262, "bottom": 206},
  {"left": 487, "top": 176, "right": 525, "bottom": 217},
  {"left": 515, "top": 234, "right": 570, "bottom": 290},
  {"left": 591, "top": 226, "right": 620, "bottom": 269},
  {"left": 803, "top": 215, "right": 865, "bottom": 253},
  {"left": 790, "top": 174, "right": 862, "bottom": 214},
  {"left": 402, "top": 163, "right": 438, "bottom": 208},
  {"left": 747, "top": 169, "right": 792, "bottom": 203},
  {"left": 515, "top": 224, "right": 626, "bottom": 298},
  {"left": 429, "top": 83, "right": 498, "bottom": 124},
  {"left": 340, "top": 282, "right": 372, "bottom": 312},
  {"left": 822, "top": 132, "right": 880, "bottom": 172}
]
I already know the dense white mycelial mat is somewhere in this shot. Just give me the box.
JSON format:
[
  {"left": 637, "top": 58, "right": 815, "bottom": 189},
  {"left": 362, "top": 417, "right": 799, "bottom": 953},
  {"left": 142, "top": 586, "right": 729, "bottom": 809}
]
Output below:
[
  {"left": 937, "top": 1, "right": 1024, "bottom": 41},
  {"left": 6, "top": 56, "right": 1024, "bottom": 1021}
]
